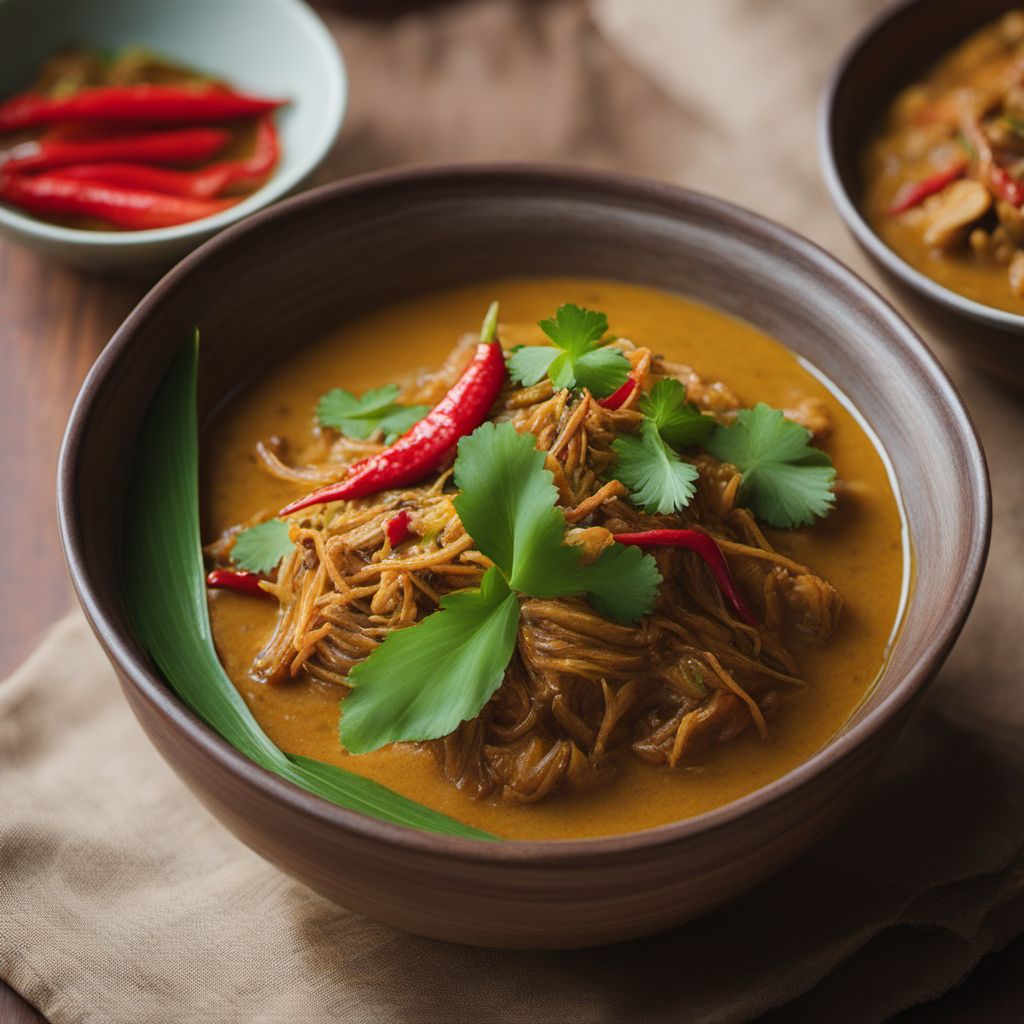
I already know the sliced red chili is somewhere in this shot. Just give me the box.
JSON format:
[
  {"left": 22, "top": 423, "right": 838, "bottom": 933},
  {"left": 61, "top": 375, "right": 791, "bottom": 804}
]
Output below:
[
  {"left": 598, "top": 376, "right": 638, "bottom": 410},
  {"left": 0, "top": 84, "right": 285, "bottom": 132},
  {"left": 0, "top": 126, "right": 230, "bottom": 174},
  {"left": 55, "top": 118, "right": 280, "bottom": 199},
  {"left": 988, "top": 163, "right": 1024, "bottom": 207},
  {"left": 886, "top": 159, "right": 966, "bottom": 215},
  {"left": 206, "top": 569, "right": 271, "bottom": 597},
  {"left": 281, "top": 341, "right": 507, "bottom": 515},
  {"left": 0, "top": 172, "right": 238, "bottom": 229},
  {"left": 612, "top": 529, "right": 757, "bottom": 626},
  {"left": 385, "top": 509, "right": 415, "bottom": 547}
]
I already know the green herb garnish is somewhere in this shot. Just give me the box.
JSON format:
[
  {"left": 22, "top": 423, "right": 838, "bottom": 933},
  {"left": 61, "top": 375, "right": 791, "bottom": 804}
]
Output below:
[
  {"left": 337, "top": 567, "right": 520, "bottom": 753},
  {"left": 231, "top": 518, "right": 294, "bottom": 573},
  {"left": 613, "top": 419, "right": 699, "bottom": 515},
  {"left": 706, "top": 402, "right": 836, "bottom": 528},
  {"left": 640, "top": 379, "right": 714, "bottom": 448},
  {"left": 317, "top": 385, "right": 430, "bottom": 443},
  {"left": 507, "top": 303, "right": 631, "bottom": 397},
  {"left": 607, "top": 379, "right": 708, "bottom": 516},
  {"left": 339, "top": 420, "right": 661, "bottom": 753}
]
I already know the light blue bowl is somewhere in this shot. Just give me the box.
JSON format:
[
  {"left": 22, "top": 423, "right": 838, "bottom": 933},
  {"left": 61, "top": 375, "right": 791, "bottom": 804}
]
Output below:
[{"left": 0, "top": 0, "right": 346, "bottom": 272}]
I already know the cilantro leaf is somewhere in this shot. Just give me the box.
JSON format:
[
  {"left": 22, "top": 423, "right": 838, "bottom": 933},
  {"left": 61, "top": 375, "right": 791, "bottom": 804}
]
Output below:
[
  {"left": 539, "top": 303, "right": 609, "bottom": 354},
  {"left": 339, "top": 567, "right": 520, "bottom": 753},
  {"left": 613, "top": 419, "right": 699, "bottom": 514},
  {"left": 568, "top": 541, "right": 662, "bottom": 622},
  {"left": 706, "top": 402, "right": 836, "bottom": 528},
  {"left": 506, "top": 303, "right": 630, "bottom": 398},
  {"left": 507, "top": 345, "right": 559, "bottom": 387},
  {"left": 640, "top": 379, "right": 714, "bottom": 448},
  {"left": 454, "top": 420, "right": 661, "bottom": 621},
  {"left": 317, "top": 385, "right": 430, "bottom": 443},
  {"left": 573, "top": 348, "right": 637, "bottom": 396},
  {"left": 232, "top": 519, "right": 294, "bottom": 573}
]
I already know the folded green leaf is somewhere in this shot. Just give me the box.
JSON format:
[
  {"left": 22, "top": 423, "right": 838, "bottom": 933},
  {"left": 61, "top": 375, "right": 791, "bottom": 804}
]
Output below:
[
  {"left": 232, "top": 518, "right": 294, "bottom": 574},
  {"left": 613, "top": 419, "right": 699, "bottom": 514},
  {"left": 640, "top": 379, "right": 714, "bottom": 448},
  {"left": 317, "top": 384, "right": 430, "bottom": 443},
  {"left": 706, "top": 402, "right": 836, "bottom": 528},
  {"left": 340, "top": 567, "right": 521, "bottom": 754},
  {"left": 507, "top": 303, "right": 630, "bottom": 398},
  {"left": 124, "top": 331, "right": 496, "bottom": 841}
]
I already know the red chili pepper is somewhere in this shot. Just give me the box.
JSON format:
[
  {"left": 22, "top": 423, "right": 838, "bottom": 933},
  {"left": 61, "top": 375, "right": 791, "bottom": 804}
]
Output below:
[
  {"left": 206, "top": 569, "right": 271, "bottom": 597},
  {"left": 613, "top": 529, "right": 757, "bottom": 626},
  {"left": 54, "top": 117, "right": 279, "bottom": 198},
  {"left": 385, "top": 509, "right": 415, "bottom": 547},
  {"left": 281, "top": 342, "right": 507, "bottom": 515},
  {"left": 598, "top": 376, "right": 638, "bottom": 410},
  {"left": 0, "top": 84, "right": 285, "bottom": 132},
  {"left": 961, "top": 114, "right": 1024, "bottom": 207},
  {"left": 0, "top": 126, "right": 230, "bottom": 173},
  {"left": 0, "top": 172, "right": 238, "bottom": 229},
  {"left": 988, "top": 163, "right": 1024, "bottom": 206},
  {"left": 886, "top": 159, "right": 966, "bottom": 215}
]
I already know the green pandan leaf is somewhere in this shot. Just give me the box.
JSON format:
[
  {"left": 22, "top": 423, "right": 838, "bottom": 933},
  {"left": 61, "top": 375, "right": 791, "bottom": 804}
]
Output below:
[{"left": 123, "top": 331, "right": 496, "bottom": 841}]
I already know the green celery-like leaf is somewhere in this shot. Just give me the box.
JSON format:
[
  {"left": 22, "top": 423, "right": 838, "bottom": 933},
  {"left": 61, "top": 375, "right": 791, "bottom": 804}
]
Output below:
[
  {"left": 706, "top": 402, "right": 836, "bottom": 528},
  {"left": 613, "top": 418, "right": 699, "bottom": 514},
  {"left": 640, "top": 379, "right": 714, "bottom": 448},
  {"left": 507, "top": 303, "right": 630, "bottom": 397},
  {"left": 317, "top": 385, "right": 430, "bottom": 443},
  {"left": 232, "top": 519, "right": 294, "bottom": 573},
  {"left": 453, "top": 421, "right": 661, "bottom": 622},
  {"left": 124, "top": 331, "right": 495, "bottom": 841},
  {"left": 340, "top": 567, "right": 521, "bottom": 754}
]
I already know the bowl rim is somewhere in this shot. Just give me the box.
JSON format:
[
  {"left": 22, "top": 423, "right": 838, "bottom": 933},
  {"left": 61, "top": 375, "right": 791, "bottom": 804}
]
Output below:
[
  {"left": 819, "top": 0, "right": 1024, "bottom": 333},
  {"left": 58, "top": 162, "right": 992, "bottom": 863},
  {"left": 0, "top": 0, "right": 347, "bottom": 248}
]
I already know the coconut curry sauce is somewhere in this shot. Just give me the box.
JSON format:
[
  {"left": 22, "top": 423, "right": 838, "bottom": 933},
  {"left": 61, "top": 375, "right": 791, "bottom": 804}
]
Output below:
[
  {"left": 863, "top": 9, "right": 1024, "bottom": 314},
  {"left": 203, "top": 279, "right": 906, "bottom": 840}
]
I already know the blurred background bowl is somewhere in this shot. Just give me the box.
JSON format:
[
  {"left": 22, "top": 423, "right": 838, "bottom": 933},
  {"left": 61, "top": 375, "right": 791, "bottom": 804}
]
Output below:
[
  {"left": 0, "top": 0, "right": 346, "bottom": 273},
  {"left": 58, "top": 165, "right": 989, "bottom": 948},
  {"left": 820, "top": 0, "right": 1024, "bottom": 383}
]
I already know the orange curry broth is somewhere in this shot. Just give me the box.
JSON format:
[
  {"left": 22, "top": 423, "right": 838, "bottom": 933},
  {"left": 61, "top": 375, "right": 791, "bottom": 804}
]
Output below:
[{"left": 202, "top": 278, "right": 907, "bottom": 840}]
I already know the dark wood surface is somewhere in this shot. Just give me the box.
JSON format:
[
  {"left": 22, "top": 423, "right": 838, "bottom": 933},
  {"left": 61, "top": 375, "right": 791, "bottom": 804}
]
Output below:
[{"left": 1, "top": 0, "right": 1022, "bottom": 1019}]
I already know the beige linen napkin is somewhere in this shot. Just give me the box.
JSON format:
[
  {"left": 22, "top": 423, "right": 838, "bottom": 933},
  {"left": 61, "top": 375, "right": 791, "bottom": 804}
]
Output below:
[
  {"left": 3, "top": 1, "right": 1024, "bottom": 1021},
  {"left": 2, "top": 612, "right": 1022, "bottom": 1024}
]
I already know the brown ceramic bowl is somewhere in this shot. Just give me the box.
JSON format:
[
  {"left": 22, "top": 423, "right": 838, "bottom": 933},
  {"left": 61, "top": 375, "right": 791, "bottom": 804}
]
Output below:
[
  {"left": 58, "top": 165, "right": 989, "bottom": 950},
  {"left": 821, "top": 0, "right": 1024, "bottom": 383}
]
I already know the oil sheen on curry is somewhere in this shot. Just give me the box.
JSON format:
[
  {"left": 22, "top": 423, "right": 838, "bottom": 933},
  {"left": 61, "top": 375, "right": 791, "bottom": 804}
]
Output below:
[
  {"left": 864, "top": 9, "right": 1024, "bottom": 313},
  {"left": 203, "top": 279, "right": 906, "bottom": 841}
]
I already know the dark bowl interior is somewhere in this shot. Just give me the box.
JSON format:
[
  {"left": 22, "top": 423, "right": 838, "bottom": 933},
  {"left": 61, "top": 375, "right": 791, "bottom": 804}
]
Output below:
[
  {"left": 822, "top": 0, "right": 1024, "bottom": 380},
  {"left": 57, "top": 166, "right": 991, "bottom": 947}
]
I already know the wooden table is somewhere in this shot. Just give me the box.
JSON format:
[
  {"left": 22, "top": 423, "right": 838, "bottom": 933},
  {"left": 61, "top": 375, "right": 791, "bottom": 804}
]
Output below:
[{"left": 2, "top": 2, "right": 1022, "bottom": 1020}]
